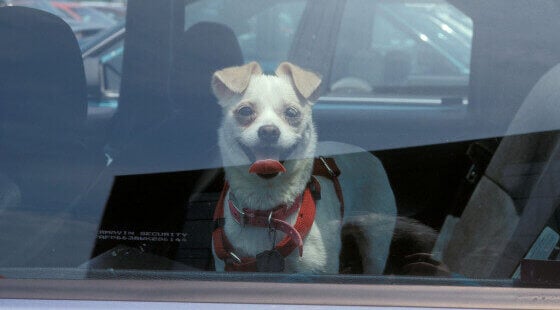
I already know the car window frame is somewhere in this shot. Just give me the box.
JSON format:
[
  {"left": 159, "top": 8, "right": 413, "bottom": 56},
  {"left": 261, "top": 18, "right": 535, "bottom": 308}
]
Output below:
[{"left": 1, "top": 277, "right": 560, "bottom": 309}]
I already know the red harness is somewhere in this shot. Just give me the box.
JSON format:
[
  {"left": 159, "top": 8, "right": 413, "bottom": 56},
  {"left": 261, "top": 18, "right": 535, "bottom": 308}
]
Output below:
[
  {"left": 228, "top": 190, "right": 308, "bottom": 256},
  {"left": 212, "top": 157, "right": 344, "bottom": 272}
]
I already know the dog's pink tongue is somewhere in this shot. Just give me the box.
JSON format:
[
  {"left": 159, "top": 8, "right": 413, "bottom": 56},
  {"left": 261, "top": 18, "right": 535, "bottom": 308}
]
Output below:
[{"left": 249, "top": 159, "right": 286, "bottom": 175}]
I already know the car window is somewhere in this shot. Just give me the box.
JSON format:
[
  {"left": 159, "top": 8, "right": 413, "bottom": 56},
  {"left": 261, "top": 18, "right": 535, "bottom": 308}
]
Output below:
[
  {"left": 100, "top": 39, "right": 124, "bottom": 98},
  {"left": 4, "top": 0, "right": 560, "bottom": 307},
  {"left": 184, "top": 0, "right": 306, "bottom": 72},
  {"left": 80, "top": 0, "right": 306, "bottom": 110},
  {"left": 71, "top": 6, "right": 116, "bottom": 24},
  {"left": 329, "top": 0, "right": 471, "bottom": 103}
]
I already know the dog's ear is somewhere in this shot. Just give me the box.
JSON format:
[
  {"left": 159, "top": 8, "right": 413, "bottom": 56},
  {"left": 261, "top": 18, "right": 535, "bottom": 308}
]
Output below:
[
  {"left": 211, "top": 62, "right": 262, "bottom": 103},
  {"left": 275, "top": 62, "right": 322, "bottom": 102}
]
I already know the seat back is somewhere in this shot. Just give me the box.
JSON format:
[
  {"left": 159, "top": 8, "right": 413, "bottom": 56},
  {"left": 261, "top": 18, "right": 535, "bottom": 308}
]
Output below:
[
  {"left": 170, "top": 21, "right": 244, "bottom": 112},
  {"left": 437, "top": 64, "right": 560, "bottom": 278},
  {"left": 105, "top": 21, "right": 244, "bottom": 174},
  {"left": 168, "top": 21, "right": 244, "bottom": 160},
  {"left": 0, "top": 7, "right": 103, "bottom": 268},
  {"left": 0, "top": 7, "right": 86, "bottom": 138},
  {"left": 0, "top": 6, "right": 93, "bottom": 210},
  {"left": 86, "top": 22, "right": 244, "bottom": 270}
]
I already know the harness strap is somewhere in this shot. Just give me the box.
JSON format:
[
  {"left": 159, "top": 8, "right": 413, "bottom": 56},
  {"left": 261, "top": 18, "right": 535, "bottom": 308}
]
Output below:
[
  {"left": 313, "top": 157, "right": 344, "bottom": 218},
  {"left": 212, "top": 182, "right": 316, "bottom": 272},
  {"left": 228, "top": 198, "right": 305, "bottom": 256},
  {"left": 228, "top": 192, "right": 302, "bottom": 226},
  {"left": 212, "top": 157, "right": 343, "bottom": 272}
]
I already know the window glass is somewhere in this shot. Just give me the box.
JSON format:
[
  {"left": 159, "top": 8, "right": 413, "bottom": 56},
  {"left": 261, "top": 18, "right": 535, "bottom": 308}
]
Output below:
[
  {"left": 184, "top": 0, "right": 306, "bottom": 71},
  {"left": 2, "top": 0, "right": 121, "bottom": 40},
  {"left": 5, "top": 0, "right": 560, "bottom": 300},
  {"left": 100, "top": 40, "right": 124, "bottom": 97},
  {"left": 329, "top": 0, "right": 472, "bottom": 102}
]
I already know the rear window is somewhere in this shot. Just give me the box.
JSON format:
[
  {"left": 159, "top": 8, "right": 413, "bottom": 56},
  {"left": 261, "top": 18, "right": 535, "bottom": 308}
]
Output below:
[
  {"left": 330, "top": 0, "right": 471, "bottom": 102},
  {"left": 184, "top": 0, "right": 306, "bottom": 72}
]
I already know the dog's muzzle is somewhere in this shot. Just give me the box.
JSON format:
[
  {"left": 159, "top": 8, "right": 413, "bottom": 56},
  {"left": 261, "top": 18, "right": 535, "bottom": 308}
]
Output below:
[{"left": 239, "top": 141, "right": 298, "bottom": 179}]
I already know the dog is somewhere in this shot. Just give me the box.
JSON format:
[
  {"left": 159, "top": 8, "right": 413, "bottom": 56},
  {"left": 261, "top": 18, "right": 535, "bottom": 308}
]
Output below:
[{"left": 211, "top": 61, "right": 396, "bottom": 274}]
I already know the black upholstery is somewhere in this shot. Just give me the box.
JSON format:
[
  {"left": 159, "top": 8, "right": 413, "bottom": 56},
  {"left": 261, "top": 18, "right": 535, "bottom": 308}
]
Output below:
[
  {"left": 0, "top": 7, "right": 97, "bottom": 210},
  {"left": 167, "top": 21, "right": 244, "bottom": 165},
  {"left": 0, "top": 7, "right": 86, "bottom": 139},
  {"left": 86, "top": 22, "right": 244, "bottom": 269},
  {"left": 107, "top": 21, "right": 243, "bottom": 174},
  {"left": 0, "top": 7, "right": 104, "bottom": 268},
  {"left": 170, "top": 21, "right": 243, "bottom": 111}
]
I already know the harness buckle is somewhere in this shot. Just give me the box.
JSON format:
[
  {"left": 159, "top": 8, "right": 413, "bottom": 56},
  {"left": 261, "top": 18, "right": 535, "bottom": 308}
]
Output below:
[
  {"left": 229, "top": 195, "right": 248, "bottom": 226},
  {"left": 319, "top": 156, "right": 336, "bottom": 177},
  {"left": 239, "top": 210, "right": 248, "bottom": 226},
  {"left": 267, "top": 211, "right": 273, "bottom": 228},
  {"left": 229, "top": 252, "right": 242, "bottom": 264}
]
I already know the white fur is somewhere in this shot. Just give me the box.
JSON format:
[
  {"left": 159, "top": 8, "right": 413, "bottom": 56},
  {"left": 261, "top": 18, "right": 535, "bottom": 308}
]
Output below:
[
  {"left": 218, "top": 74, "right": 316, "bottom": 209},
  {"left": 213, "top": 64, "right": 396, "bottom": 274}
]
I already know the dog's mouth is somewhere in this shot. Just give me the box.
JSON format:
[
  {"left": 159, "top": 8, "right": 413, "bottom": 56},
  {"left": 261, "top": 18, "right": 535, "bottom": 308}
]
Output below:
[
  {"left": 240, "top": 144, "right": 298, "bottom": 179},
  {"left": 249, "top": 159, "right": 286, "bottom": 179}
]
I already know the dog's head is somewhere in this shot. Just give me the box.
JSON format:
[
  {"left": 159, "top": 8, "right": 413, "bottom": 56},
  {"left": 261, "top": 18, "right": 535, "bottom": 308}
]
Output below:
[{"left": 212, "top": 61, "right": 321, "bottom": 184}]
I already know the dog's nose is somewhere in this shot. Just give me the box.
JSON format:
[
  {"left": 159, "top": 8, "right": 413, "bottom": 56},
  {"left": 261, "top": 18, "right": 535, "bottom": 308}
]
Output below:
[{"left": 258, "top": 125, "right": 280, "bottom": 143}]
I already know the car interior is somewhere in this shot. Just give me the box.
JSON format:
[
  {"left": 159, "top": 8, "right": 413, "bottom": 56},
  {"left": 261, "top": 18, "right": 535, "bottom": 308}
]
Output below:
[{"left": 2, "top": 0, "right": 560, "bottom": 289}]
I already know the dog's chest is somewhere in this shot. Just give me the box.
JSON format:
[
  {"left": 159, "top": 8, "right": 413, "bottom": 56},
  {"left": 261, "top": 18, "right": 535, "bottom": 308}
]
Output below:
[
  {"left": 221, "top": 180, "right": 342, "bottom": 273},
  {"left": 222, "top": 191, "right": 297, "bottom": 257}
]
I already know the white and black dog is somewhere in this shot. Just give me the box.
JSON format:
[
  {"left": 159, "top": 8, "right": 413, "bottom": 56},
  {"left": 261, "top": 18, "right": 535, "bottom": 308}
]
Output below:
[{"left": 211, "top": 61, "right": 396, "bottom": 274}]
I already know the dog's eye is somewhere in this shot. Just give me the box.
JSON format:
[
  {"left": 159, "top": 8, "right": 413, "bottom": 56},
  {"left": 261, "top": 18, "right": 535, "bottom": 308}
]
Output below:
[
  {"left": 237, "top": 106, "right": 254, "bottom": 117},
  {"left": 284, "top": 107, "right": 300, "bottom": 119}
]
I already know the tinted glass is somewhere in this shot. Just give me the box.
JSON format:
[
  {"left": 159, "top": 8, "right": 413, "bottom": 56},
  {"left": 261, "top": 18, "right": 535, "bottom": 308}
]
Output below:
[
  {"left": 2, "top": 0, "right": 560, "bottom": 295},
  {"left": 330, "top": 0, "right": 471, "bottom": 101}
]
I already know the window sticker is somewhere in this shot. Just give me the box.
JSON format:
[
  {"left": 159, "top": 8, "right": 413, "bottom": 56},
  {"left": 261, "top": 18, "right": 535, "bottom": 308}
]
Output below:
[{"left": 97, "top": 230, "right": 189, "bottom": 243}]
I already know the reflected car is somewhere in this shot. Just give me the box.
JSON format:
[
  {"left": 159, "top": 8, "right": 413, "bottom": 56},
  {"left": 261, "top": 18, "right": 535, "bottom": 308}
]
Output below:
[
  {"left": 80, "top": 1, "right": 126, "bottom": 22},
  {"left": 0, "top": 0, "right": 115, "bottom": 40},
  {"left": 81, "top": 1, "right": 472, "bottom": 116}
]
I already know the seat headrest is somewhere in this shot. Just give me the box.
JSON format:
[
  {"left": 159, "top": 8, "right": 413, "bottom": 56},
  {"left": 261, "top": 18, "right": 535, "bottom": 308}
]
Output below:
[
  {"left": 508, "top": 63, "right": 560, "bottom": 135},
  {"left": 170, "top": 21, "right": 243, "bottom": 109},
  {"left": 0, "top": 7, "right": 87, "bottom": 133}
]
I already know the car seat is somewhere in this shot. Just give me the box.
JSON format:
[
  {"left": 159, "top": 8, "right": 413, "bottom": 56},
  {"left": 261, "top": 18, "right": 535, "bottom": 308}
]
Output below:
[
  {"left": 0, "top": 7, "right": 105, "bottom": 211},
  {"left": 433, "top": 63, "right": 560, "bottom": 278},
  {"left": 84, "top": 22, "right": 244, "bottom": 270},
  {"left": 0, "top": 7, "right": 104, "bottom": 267},
  {"left": 103, "top": 21, "right": 244, "bottom": 174}
]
